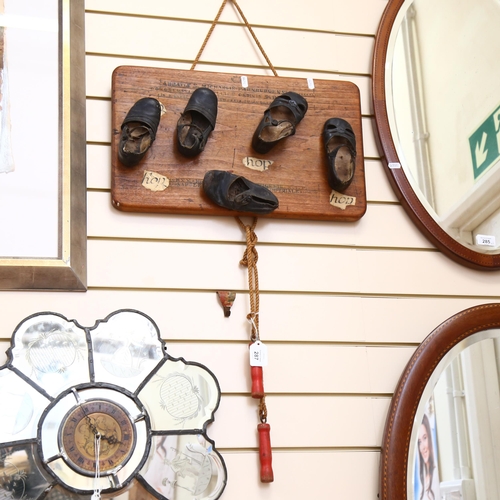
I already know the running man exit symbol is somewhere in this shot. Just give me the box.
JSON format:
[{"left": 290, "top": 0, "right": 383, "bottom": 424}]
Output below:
[{"left": 469, "top": 105, "right": 500, "bottom": 179}]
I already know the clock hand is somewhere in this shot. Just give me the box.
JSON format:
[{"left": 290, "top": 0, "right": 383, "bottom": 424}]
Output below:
[
  {"left": 80, "top": 402, "right": 99, "bottom": 436},
  {"left": 80, "top": 403, "right": 122, "bottom": 445},
  {"left": 101, "top": 434, "right": 121, "bottom": 445}
]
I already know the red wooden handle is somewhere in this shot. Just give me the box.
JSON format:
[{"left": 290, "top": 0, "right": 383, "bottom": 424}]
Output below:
[
  {"left": 251, "top": 366, "right": 264, "bottom": 399},
  {"left": 258, "top": 423, "right": 274, "bottom": 483}
]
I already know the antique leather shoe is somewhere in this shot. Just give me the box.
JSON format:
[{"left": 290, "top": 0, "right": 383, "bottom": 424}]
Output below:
[
  {"left": 323, "top": 117, "right": 357, "bottom": 192},
  {"left": 252, "top": 91, "right": 308, "bottom": 154},
  {"left": 118, "top": 97, "right": 162, "bottom": 167},
  {"left": 203, "top": 170, "right": 279, "bottom": 214},
  {"left": 177, "top": 87, "right": 218, "bottom": 157}
]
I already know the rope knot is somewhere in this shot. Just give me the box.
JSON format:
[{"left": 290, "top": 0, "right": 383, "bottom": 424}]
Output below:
[
  {"left": 240, "top": 225, "right": 258, "bottom": 267},
  {"left": 237, "top": 218, "right": 259, "bottom": 267},
  {"left": 236, "top": 217, "right": 260, "bottom": 337}
]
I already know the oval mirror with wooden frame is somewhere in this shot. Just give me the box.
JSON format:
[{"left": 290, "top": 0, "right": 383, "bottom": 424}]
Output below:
[
  {"left": 380, "top": 303, "right": 500, "bottom": 499},
  {"left": 373, "top": 0, "right": 500, "bottom": 270}
]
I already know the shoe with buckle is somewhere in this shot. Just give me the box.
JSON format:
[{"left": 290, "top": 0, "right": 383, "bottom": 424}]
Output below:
[{"left": 252, "top": 91, "right": 308, "bottom": 154}]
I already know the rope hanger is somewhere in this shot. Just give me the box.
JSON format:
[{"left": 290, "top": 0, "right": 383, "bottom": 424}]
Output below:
[
  {"left": 190, "top": 0, "right": 279, "bottom": 77},
  {"left": 190, "top": 0, "right": 276, "bottom": 484}
]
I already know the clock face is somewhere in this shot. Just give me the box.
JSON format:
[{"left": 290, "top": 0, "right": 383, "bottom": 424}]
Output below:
[
  {"left": 39, "top": 386, "right": 148, "bottom": 493},
  {"left": 59, "top": 399, "right": 135, "bottom": 476}
]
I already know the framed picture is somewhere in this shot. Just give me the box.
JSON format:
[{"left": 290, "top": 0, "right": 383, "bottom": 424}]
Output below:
[{"left": 0, "top": 0, "right": 86, "bottom": 290}]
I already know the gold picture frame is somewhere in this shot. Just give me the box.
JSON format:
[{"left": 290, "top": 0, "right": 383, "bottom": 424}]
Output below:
[{"left": 0, "top": 0, "right": 86, "bottom": 290}]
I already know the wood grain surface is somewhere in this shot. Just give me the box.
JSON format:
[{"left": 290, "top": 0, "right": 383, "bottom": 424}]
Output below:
[{"left": 111, "top": 67, "right": 366, "bottom": 221}]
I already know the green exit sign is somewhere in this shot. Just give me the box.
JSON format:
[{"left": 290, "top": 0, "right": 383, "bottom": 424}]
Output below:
[{"left": 469, "top": 105, "right": 500, "bottom": 179}]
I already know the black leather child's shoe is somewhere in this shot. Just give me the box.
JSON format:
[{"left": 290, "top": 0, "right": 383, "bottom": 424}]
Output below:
[
  {"left": 203, "top": 170, "right": 279, "bottom": 214},
  {"left": 252, "top": 92, "right": 308, "bottom": 154},
  {"left": 177, "top": 88, "right": 218, "bottom": 157},
  {"left": 118, "top": 97, "right": 162, "bottom": 167},
  {"left": 323, "top": 117, "right": 356, "bottom": 192}
]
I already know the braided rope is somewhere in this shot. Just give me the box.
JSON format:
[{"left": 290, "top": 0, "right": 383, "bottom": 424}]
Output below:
[
  {"left": 237, "top": 217, "right": 260, "bottom": 340},
  {"left": 190, "top": 0, "right": 228, "bottom": 70},
  {"left": 190, "top": 0, "right": 278, "bottom": 76},
  {"left": 230, "top": 0, "right": 278, "bottom": 76},
  {"left": 237, "top": 217, "right": 270, "bottom": 426}
]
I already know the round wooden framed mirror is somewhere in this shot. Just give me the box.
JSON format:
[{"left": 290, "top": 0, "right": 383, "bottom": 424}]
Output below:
[
  {"left": 379, "top": 303, "right": 500, "bottom": 499},
  {"left": 373, "top": 0, "right": 500, "bottom": 270}
]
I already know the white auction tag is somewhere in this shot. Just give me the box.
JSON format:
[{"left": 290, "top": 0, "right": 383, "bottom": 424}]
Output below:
[
  {"left": 249, "top": 341, "right": 268, "bottom": 367},
  {"left": 476, "top": 234, "right": 496, "bottom": 247}
]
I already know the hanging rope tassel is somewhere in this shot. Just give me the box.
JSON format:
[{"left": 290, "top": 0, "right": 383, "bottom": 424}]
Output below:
[{"left": 237, "top": 217, "right": 274, "bottom": 483}]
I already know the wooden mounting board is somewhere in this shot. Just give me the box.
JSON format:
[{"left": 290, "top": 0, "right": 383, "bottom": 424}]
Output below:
[{"left": 111, "top": 67, "right": 366, "bottom": 221}]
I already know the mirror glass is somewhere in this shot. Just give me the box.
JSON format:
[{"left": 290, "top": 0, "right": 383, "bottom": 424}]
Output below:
[
  {"left": 379, "top": 304, "right": 500, "bottom": 499},
  {"left": 408, "top": 329, "right": 500, "bottom": 499},
  {"left": 374, "top": 0, "right": 500, "bottom": 268},
  {"left": 0, "top": 310, "right": 227, "bottom": 500}
]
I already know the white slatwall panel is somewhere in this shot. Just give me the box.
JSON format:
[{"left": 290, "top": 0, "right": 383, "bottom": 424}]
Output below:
[
  {"left": 87, "top": 191, "right": 430, "bottom": 247},
  {"left": 85, "top": 0, "right": 387, "bottom": 35},
  {"left": 0, "top": 293, "right": 493, "bottom": 344},
  {"left": 86, "top": 239, "right": 498, "bottom": 296},
  {"left": 85, "top": 14, "right": 374, "bottom": 73},
  {"left": 0, "top": 1, "right": 497, "bottom": 499},
  {"left": 85, "top": 55, "right": 374, "bottom": 113},
  {"left": 209, "top": 395, "right": 390, "bottom": 448},
  {"left": 221, "top": 451, "right": 379, "bottom": 498}
]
